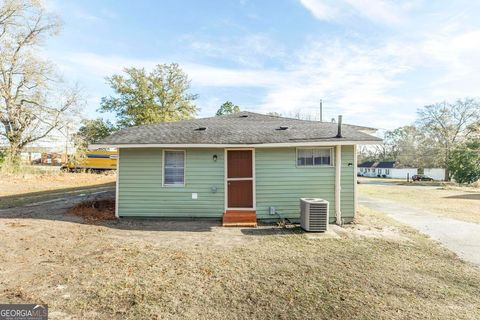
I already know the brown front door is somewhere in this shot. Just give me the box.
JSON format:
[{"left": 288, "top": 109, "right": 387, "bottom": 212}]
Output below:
[{"left": 227, "top": 150, "right": 254, "bottom": 209}]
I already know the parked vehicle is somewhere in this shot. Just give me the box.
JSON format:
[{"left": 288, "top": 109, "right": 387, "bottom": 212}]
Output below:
[
  {"left": 61, "top": 150, "right": 117, "bottom": 172},
  {"left": 412, "top": 174, "right": 434, "bottom": 181}
]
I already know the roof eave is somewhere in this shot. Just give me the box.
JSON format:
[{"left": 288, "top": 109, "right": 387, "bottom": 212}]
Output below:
[{"left": 89, "top": 140, "right": 383, "bottom": 149}]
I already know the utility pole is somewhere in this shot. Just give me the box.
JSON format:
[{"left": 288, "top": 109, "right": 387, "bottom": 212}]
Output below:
[{"left": 319, "top": 99, "right": 323, "bottom": 122}]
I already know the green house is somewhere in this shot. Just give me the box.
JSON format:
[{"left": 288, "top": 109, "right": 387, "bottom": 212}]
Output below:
[{"left": 92, "top": 112, "right": 381, "bottom": 226}]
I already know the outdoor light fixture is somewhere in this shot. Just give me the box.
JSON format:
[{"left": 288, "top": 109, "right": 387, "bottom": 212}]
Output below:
[
  {"left": 348, "top": 162, "right": 353, "bottom": 167},
  {"left": 213, "top": 154, "right": 218, "bottom": 162}
]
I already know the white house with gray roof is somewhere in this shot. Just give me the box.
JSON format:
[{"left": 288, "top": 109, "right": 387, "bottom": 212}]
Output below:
[{"left": 358, "top": 161, "right": 418, "bottom": 179}]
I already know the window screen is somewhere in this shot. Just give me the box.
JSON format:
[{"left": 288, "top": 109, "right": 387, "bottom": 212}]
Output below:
[
  {"left": 164, "top": 151, "right": 185, "bottom": 186},
  {"left": 297, "top": 148, "right": 332, "bottom": 166}
]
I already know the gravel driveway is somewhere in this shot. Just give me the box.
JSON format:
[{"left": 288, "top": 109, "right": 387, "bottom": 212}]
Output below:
[{"left": 360, "top": 195, "right": 480, "bottom": 266}]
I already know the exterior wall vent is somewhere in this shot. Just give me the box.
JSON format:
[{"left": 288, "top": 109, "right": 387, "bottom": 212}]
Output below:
[{"left": 300, "top": 198, "right": 329, "bottom": 232}]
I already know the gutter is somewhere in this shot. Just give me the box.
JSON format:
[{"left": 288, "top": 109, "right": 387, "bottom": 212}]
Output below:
[{"left": 89, "top": 140, "right": 382, "bottom": 149}]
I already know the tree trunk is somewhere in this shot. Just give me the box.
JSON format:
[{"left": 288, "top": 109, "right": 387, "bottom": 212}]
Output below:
[
  {"left": 444, "top": 149, "right": 451, "bottom": 181},
  {"left": 2, "top": 142, "right": 22, "bottom": 173}
]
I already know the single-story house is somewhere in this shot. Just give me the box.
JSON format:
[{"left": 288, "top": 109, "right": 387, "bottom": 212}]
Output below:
[
  {"left": 91, "top": 111, "right": 382, "bottom": 226},
  {"left": 358, "top": 161, "right": 417, "bottom": 179}
]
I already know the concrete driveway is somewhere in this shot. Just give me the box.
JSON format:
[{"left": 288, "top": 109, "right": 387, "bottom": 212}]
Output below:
[{"left": 360, "top": 195, "right": 480, "bottom": 266}]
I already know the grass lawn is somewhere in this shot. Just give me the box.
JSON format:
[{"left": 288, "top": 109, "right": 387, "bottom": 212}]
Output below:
[
  {"left": 359, "top": 183, "right": 480, "bottom": 224},
  {"left": 1, "top": 203, "right": 479, "bottom": 319},
  {"left": 0, "top": 171, "right": 115, "bottom": 208}
]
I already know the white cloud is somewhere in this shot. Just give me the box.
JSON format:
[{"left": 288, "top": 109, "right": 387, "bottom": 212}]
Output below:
[
  {"left": 185, "top": 33, "right": 286, "bottom": 68},
  {"left": 299, "top": 0, "right": 406, "bottom": 25},
  {"left": 49, "top": 22, "right": 480, "bottom": 130},
  {"left": 256, "top": 41, "right": 409, "bottom": 121},
  {"left": 57, "top": 52, "right": 286, "bottom": 88},
  {"left": 344, "top": 0, "right": 404, "bottom": 24},
  {"left": 299, "top": 0, "right": 339, "bottom": 21}
]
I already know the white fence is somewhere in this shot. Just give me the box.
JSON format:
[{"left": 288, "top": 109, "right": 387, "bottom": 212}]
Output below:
[
  {"left": 389, "top": 168, "right": 418, "bottom": 179},
  {"left": 424, "top": 168, "right": 446, "bottom": 181}
]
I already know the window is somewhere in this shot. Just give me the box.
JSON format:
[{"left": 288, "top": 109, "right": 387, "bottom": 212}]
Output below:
[
  {"left": 163, "top": 150, "right": 185, "bottom": 186},
  {"left": 297, "top": 148, "right": 332, "bottom": 166}
]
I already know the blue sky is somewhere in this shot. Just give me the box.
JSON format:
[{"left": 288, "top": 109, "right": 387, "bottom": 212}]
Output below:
[{"left": 44, "top": 0, "right": 480, "bottom": 130}]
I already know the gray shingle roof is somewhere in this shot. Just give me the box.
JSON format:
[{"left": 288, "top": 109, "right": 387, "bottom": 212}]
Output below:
[
  {"left": 95, "top": 111, "right": 382, "bottom": 146},
  {"left": 359, "top": 161, "right": 396, "bottom": 168}
]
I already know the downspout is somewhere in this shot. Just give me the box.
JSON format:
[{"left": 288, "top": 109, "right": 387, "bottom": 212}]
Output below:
[{"left": 335, "top": 115, "right": 343, "bottom": 225}]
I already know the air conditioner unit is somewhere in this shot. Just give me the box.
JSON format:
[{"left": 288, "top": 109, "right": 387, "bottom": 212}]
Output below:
[{"left": 300, "top": 198, "right": 329, "bottom": 232}]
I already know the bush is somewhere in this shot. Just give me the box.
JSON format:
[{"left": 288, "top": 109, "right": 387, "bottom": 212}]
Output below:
[{"left": 448, "top": 141, "right": 480, "bottom": 184}]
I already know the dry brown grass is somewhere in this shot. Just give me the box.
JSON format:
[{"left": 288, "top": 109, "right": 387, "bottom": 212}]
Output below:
[
  {"left": 0, "top": 170, "right": 115, "bottom": 197},
  {"left": 1, "top": 205, "right": 479, "bottom": 319},
  {"left": 0, "top": 170, "right": 115, "bottom": 208},
  {"left": 359, "top": 183, "right": 480, "bottom": 224}
]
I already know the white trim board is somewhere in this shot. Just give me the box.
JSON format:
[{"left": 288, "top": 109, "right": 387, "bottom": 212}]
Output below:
[
  {"left": 353, "top": 144, "right": 358, "bottom": 219},
  {"left": 90, "top": 140, "right": 382, "bottom": 149},
  {"left": 335, "top": 145, "right": 342, "bottom": 225},
  {"left": 115, "top": 149, "right": 120, "bottom": 218}
]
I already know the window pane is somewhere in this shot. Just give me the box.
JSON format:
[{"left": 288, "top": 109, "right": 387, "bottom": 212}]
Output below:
[
  {"left": 164, "top": 151, "right": 185, "bottom": 185},
  {"left": 297, "top": 149, "right": 310, "bottom": 166},
  {"left": 165, "top": 151, "right": 184, "bottom": 167},
  {"left": 298, "top": 148, "right": 331, "bottom": 166},
  {"left": 322, "top": 149, "right": 331, "bottom": 165}
]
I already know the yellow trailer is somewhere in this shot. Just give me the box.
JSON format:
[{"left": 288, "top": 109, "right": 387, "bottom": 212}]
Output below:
[{"left": 61, "top": 150, "right": 117, "bottom": 172}]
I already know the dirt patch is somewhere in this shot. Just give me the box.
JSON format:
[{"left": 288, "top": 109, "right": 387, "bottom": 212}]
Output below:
[{"left": 69, "top": 199, "right": 116, "bottom": 222}]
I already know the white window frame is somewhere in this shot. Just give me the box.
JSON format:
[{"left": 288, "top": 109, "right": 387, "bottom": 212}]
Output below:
[
  {"left": 295, "top": 147, "right": 334, "bottom": 167},
  {"left": 162, "top": 149, "right": 186, "bottom": 187}
]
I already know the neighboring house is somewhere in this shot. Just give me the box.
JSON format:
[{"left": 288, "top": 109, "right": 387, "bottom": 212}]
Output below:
[
  {"left": 91, "top": 111, "right": 381, "bottom": 226},
  {"left": 358, "top": 161, "right": 417, "bottom": 179}
]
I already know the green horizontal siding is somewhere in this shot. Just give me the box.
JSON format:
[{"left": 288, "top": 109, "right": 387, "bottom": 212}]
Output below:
[
  {"left": 118, "top": 148, "right": 224, "bottom": 217},
  {"left": 255, "top": 146, "right": 355, "bottom": 223},
  {"left": 340, "top": 145, "right": 355, "bottom": 223},
  {"left": 118, "top": 146, "right": 356, "bottom": 223}
]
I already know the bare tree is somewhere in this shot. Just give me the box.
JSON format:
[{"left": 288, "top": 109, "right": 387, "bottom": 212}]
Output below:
[
  {"left": 417, "top": 98, "right": 480, "bottom": 180},
  {"left": 0, "top": 0, "right": 79, "bottom": 170}
]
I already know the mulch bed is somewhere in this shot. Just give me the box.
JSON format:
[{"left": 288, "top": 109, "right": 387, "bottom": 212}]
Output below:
[{"left": 69, "top": 199, "right": 116, "bottom": 222}]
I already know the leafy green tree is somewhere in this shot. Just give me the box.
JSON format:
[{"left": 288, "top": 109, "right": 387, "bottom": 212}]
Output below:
[
  {"left": 216, "top": 101, "right": 240, "bottom": 116},
  {"left": 448, "top": 141, "right": 480, "bottom": 184},
  {"left": 100, "top": 63, "right": 198, "bottom": 127},
  {"left": 73, "top": 119, "right": 116, "bottom": 149}
]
